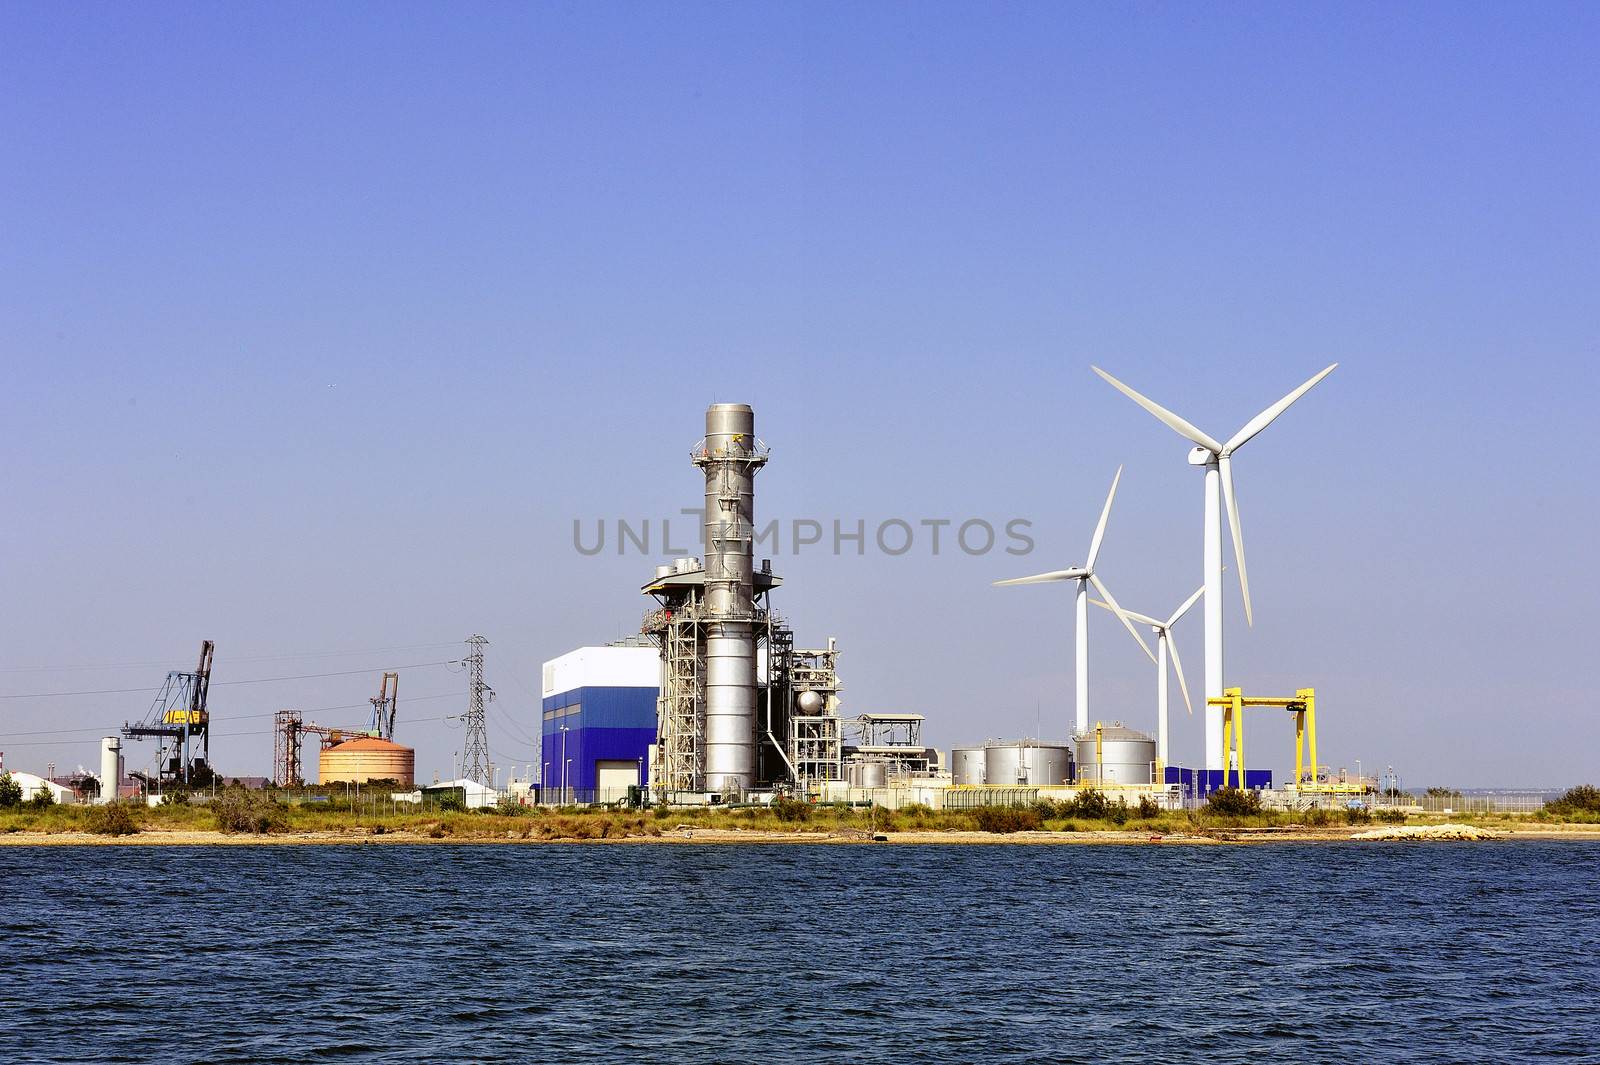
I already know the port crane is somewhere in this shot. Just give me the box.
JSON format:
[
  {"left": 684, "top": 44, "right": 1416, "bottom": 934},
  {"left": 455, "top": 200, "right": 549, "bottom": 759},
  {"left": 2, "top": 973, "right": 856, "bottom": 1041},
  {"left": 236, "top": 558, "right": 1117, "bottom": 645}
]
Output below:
[{"left": 122, "top": 640, "right": 216, "bottom": 787}]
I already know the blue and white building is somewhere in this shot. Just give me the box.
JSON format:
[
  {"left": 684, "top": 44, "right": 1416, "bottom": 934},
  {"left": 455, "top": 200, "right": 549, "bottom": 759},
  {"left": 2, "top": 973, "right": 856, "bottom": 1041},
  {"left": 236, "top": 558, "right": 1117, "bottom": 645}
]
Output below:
[{"left": 541, "top": 642, "right": 659, "bottom": 803}]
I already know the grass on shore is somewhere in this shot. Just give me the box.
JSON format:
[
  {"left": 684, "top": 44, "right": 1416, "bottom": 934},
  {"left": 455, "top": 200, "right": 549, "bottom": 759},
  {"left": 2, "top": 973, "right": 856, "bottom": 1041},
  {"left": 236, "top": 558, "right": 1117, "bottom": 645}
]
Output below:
[{"left": 4, "top": 783, "right": 1598, "bottom": 839}]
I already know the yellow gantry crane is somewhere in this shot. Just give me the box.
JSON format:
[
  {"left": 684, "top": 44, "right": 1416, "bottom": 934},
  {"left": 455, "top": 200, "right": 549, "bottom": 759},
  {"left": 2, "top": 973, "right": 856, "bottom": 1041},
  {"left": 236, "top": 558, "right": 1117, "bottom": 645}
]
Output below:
[{"left": 1209, "top": 686, "right": 1342, "bottom": 792}]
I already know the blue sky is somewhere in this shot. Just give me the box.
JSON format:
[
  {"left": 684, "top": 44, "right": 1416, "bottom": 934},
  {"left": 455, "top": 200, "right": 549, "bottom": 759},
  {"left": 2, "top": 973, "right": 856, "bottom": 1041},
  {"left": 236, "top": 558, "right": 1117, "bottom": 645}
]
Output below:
[{"left": 1, "top": 4, "right": 1595, "bottom": 786}]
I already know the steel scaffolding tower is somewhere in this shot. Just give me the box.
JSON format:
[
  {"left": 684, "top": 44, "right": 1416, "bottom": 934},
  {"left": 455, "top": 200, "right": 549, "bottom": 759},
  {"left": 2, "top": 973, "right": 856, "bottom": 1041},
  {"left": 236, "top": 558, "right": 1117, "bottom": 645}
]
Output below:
[
  {"left": 273, "top": 709, "right": 304, "bottom": 787},
  {"left": 655, "top": 604, "right": 705, "bottom": 797},
  {"left": 462, "top": 635, "right": 493, "bottom": 787},
  {"left": 788, "top": 642, "right": 843, "bottom": 789}
]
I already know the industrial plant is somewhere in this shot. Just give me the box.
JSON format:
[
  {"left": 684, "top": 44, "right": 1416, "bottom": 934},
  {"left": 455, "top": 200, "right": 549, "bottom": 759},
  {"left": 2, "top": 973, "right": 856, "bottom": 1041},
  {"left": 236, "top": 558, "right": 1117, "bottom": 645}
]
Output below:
[{"left": 8, "top": 375, "right": 1377, "bottom": 815}]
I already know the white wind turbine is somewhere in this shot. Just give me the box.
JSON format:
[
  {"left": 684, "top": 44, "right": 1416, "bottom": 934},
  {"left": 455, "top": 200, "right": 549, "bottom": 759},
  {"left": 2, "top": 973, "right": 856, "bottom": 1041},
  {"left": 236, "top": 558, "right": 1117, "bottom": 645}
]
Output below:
[
  {"left": 994, "top": 466, "right": 1154, "bottom": 739},
  {"left": 1091, "top": 584, "right": 1204, "bottom": 781},
  {"left": 1091, "top": 363, "right": 1337, "bottom": 771}
]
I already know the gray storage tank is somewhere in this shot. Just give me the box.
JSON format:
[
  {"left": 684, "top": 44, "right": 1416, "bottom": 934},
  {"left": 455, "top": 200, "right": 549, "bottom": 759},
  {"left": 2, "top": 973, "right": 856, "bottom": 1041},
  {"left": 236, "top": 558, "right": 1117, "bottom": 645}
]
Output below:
[
  {"left": 983, "top": 740, "right": 1073, "bottom": 786},
  {"left": 1073, "top": 724, "right": 1156, "bottom": 786},
  {"left": 847, "top": 760, "right": 889, "bottom": 788},
  {"left": 951, "top": 747, "right": 986, "bottom": 785}
]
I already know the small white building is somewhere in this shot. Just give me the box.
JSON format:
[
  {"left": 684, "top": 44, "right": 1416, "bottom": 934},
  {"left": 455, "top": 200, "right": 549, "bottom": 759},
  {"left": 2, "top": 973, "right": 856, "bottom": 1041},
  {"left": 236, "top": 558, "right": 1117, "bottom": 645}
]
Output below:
[
  {"left": 6, "top": 772, "right": 75, "bottom": 805},
  {"left": 422, "top": 778, "right": 500, "bottom": 810}
]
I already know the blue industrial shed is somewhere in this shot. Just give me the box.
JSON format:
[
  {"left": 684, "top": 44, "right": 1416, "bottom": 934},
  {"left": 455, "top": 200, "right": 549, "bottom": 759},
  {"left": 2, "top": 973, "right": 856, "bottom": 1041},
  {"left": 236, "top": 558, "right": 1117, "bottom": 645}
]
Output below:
[
  {"left": 1166, "top": 766, "right": 1273, "bottom": 800},
  {"left": 541, "top": 644, "right": 658, "bottom": 803}
]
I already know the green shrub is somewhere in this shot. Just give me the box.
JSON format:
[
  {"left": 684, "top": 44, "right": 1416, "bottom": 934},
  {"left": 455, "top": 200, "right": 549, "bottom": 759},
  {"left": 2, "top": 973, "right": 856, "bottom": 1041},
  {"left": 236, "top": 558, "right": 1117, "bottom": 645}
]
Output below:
[
  {"left": 0, "top": 773, "right": 22, "bottom": 809},
  {"left": 1066, "top": 789, "right": 1111, "bottom": 820},
  {"left": 25, "top": 785, "right": 55, "bottom": 810},
  {"left": 1548, "top": 785, "right": 1600, "bottom": 815},
  {"left": 772, "top": 797, "right": 812, "bottom": 822},
  {"left": 211, "top": 789, "right": 289, "bottom": 834},
  {"left": 1344, "top": 806, "right": 1373, "bottom": 825},
  {"left": 1137, "top": 796, "right": 1161, "bottom": 819},
  {"left": 1108, "top": 799, "right": 1130, "bottom": 826},
  {"left": 974, "top": 807, "right": 1043, "bottom": 833},
  {"left": 86, "top": 802, "right": 140, "bottom": 836},
  {"left": 1376, "top": 808, "right": 1407, "bottom": 824},
  {"left": 435, "top": 789, "right": 466, "bottom": 813},
  {"left": 1300, "top": 807, "right": 1333, "bottom": 826},
  {"left": 1205, "top": 788, "right": 1263, "bottom": 817}
]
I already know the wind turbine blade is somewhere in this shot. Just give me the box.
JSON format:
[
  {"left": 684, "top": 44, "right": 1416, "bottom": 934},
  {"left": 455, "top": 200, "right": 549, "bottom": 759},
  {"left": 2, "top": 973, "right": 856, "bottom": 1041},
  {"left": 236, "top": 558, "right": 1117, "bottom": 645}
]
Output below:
[
  {"left": 993, "top": 568, "right": 1085, "bottom": 587},
  {"left": 1221, "top": 363, "right": 1338, "bottom": 456},
  {"left": 1085, "top": 466, "right": 1122, "bottom": 571},
  {"left": 1091, "top": 366, "right": 1224, "bottom": 453},
  {"left": 1088, "top": 599, "right": 1162, "bottom": 628},
  {"left": 1219, "top": 456, "right": 1253, "bottom": 626},
  {"left": 1166, "top": 632, "right": 1195, "bottom": 715},
  {"left": 1088, "top": 573, "right": 1156, "bottom": 664},
  {"left": 1165, "top": 584, "right": 1205, "bottom": 629}
]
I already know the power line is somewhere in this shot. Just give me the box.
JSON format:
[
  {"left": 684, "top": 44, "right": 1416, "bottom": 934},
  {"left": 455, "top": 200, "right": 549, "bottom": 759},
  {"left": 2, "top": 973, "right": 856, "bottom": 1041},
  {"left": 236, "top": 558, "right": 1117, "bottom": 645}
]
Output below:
[
  {"left": 0, "top": 641, "right": 464, "bottom": 674},
  {"left": 0, "top": 706, "right": 466, "bottom": 750},
  {"left": 0, "top": 692, "right": 466, "bottom": 740},
  {"left": 0, "top": 660, "right": 459, "bottom": 700}
]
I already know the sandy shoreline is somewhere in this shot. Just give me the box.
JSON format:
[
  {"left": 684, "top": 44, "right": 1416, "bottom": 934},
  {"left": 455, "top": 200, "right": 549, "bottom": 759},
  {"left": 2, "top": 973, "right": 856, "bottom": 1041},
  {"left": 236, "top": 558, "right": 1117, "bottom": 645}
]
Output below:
[{"left": 4, "top": 825, "right": 1598, "bottom": 847}]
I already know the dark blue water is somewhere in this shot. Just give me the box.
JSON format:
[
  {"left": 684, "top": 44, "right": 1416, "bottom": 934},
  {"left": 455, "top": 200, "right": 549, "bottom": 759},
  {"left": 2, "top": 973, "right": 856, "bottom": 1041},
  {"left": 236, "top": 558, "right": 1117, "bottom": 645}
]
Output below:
[{"left": 3, "top": 841, "right": 1597, "bottom": 1063}]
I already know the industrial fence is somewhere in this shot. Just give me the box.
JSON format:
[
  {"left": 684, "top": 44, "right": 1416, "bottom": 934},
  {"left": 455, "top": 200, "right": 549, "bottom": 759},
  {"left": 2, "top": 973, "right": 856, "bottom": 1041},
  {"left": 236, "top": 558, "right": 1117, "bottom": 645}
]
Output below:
[
  {"left": 1259, "top": 791, "right": 1560, "bottom": 815},
  {"left": 941, "top": 787, "right": 1041, "bottom": 811},
  {"left": 1402, "top": 792, "right": 1558, "bottom": 815}
]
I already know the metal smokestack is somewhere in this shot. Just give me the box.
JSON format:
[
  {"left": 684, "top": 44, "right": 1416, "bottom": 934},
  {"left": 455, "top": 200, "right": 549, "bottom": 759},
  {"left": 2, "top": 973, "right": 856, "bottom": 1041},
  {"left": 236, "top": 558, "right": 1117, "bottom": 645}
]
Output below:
[{"left": 697, "top": 403, "right": 766, "bottom": 795}]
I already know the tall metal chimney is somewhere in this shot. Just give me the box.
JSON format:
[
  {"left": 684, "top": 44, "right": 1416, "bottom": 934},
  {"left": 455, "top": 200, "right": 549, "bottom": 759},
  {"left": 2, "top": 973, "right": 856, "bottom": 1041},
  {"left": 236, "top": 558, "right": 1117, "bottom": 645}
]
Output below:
[{"left": 696, "top": 403, "right": 766, "bottom": 795}]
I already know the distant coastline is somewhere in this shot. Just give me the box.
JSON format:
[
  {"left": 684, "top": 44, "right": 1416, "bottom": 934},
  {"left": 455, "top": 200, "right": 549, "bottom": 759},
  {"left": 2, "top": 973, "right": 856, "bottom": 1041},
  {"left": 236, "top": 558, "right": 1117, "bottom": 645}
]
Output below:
[{"left": 5, "top": 824, "right": 1599, "bottom": 847}]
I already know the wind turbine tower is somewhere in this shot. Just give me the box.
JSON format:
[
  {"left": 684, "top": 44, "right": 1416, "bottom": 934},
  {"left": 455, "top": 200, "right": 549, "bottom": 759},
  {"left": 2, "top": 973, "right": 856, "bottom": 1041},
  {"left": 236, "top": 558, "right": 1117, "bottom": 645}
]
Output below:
[
  {"left": 1091, "top": 364, "right": 1337, "bottom": 771},
  {"left": 995, "top": 467, "right": 1152, "bottom": 738}
]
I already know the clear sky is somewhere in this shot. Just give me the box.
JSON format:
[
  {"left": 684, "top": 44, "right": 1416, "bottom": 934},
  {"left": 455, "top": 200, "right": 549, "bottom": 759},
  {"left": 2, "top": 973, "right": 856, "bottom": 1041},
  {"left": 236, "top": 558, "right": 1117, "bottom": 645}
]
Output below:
[{"left": 2, "top": 4, "right": 1596, "bottom": 787}]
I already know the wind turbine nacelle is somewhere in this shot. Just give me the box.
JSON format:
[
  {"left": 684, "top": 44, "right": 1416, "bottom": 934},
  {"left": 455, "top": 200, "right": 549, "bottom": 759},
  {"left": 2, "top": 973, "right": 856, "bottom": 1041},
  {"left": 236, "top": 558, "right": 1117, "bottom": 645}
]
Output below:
[{"left": 1187, "top": 446, "right": 1215, "bottom": 466}]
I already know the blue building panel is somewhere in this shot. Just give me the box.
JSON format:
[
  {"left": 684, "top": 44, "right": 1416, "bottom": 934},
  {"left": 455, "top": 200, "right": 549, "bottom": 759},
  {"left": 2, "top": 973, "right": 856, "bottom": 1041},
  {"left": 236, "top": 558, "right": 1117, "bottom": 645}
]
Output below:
[
  {"left": 541, "top": 684, "right": 658, "bottom": 796},
  {"left": 1165, "top": 767, "right": 1273, "bottom": 798}
]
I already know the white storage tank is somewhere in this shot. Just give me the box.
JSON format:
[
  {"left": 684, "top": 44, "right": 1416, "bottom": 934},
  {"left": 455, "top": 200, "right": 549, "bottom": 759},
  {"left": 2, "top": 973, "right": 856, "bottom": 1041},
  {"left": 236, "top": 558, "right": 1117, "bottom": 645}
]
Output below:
[
  {"left": 983, "top": 740, "right": 1073, "bottom": 786},
  {"left": 1073, "top": 724, "right": 1156, "bottom": 786},
  {"left": 847, "top": 760, "right": 889, "bottom": 788},
  {"left": 951, "top": 747, "right": 986, "bottom": 785}
]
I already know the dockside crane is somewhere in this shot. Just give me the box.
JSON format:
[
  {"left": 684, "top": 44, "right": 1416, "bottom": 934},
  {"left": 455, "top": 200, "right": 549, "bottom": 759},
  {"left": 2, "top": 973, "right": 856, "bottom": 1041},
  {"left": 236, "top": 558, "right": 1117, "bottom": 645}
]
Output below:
[
  {"left": 122, "top": 640, "right": 216, "bottom": 787},
  {"left": 370, "top": 671, "right": 398, "bottom": 740}
]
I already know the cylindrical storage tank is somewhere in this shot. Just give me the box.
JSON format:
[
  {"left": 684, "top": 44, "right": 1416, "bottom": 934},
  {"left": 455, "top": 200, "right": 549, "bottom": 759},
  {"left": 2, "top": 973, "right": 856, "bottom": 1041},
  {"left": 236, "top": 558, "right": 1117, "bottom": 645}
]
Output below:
[
  {"left": 848, "top": 760, "right": 888, "bottom": 788},
  {"left": 984, "top": 741, "right": 1073, "bottom": 786},
  {"left": 1073, "top": 725, "right": 1156, "bottom": 786},
  {"left": 99, "top": 736, "right": 121, "bottom": 805},
  {"left": 952, "top": 747, "right": 986, "bottom": 785},
  {"left": 699, "top": 403, "right": 765, "bottom": 796},
  {"left": 655, "top": 563, "right": 674, "bottom": 579},
  {"left": 319, "top": 736, "right": 416, "bottom": 787}
]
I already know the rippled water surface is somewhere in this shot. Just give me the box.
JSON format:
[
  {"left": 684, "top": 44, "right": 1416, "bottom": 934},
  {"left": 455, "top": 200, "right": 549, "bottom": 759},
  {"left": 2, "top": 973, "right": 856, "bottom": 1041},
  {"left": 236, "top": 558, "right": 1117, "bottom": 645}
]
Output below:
[{"left": 3, "top": 841, "right": 1597, "bottom": 1063}]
